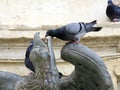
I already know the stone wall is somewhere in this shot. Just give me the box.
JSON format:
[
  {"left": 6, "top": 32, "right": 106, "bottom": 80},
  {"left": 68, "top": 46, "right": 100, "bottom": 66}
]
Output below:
[
  {"left": 0, "top": 0, "right": 108, "bottom": 26},
  {"left": 0, "top": 0, "right": 120, "bottom": 90}
]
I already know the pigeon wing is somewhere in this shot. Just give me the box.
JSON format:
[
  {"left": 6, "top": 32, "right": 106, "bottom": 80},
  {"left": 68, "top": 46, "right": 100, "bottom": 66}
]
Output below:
[
  {"left": 114, "top": 5, "right": 120, "bottom": 15},
  {"left": 65, "top": 23, "right": 81, "bottom": 34}
]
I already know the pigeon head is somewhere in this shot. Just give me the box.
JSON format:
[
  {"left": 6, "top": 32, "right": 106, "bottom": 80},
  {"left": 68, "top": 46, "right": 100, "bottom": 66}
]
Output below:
[
  {"left": 45, "top": 30, "right": 55, "bottom": 37},
  {"left": 30, "top": 41, "right": 34, "bottom": 46},
  {"left": 85, "top": 20, "right": 102, "bottom": 32},
  {"left": 108, "top": 0, "right": 113, "bottom": 5}
]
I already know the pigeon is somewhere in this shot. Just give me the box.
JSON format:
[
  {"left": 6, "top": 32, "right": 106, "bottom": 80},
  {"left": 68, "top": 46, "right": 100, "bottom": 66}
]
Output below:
[
  {"left": 45, "top": 20, "right": 102, "bottom": 43},
  {"left": 106, "top": 0, "right": 120, "bottom": 22},
  {"left": 25, "top": 41, "right": 35, "bottom": 73}
]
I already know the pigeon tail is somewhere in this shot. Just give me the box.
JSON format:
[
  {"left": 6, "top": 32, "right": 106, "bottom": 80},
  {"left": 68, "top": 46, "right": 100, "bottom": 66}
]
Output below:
[
  {"left": 85, "top": 20, "right": 102, "bottom": 32},
  {"left": 85, "top": 20, "right": 101, "bottom": 32},
  {"left": 90, "top": 20, "right": 97, "bottom": 24},
  {"left": 86, "top": 20, "right": 97, "bottom": 29},
  {"left": 88, "top": 27, "right": 102, "bottom": 32}
]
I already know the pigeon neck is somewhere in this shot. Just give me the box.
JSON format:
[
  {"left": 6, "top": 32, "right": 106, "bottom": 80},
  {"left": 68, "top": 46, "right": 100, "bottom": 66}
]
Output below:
[{"left": 79, "top": 23, "right": 87, "bottom": 32}]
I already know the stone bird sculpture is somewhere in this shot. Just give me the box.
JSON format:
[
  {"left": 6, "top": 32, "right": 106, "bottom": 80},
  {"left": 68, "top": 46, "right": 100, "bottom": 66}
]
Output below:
[
  {"left": 24, "top": 38, "right": 63, "bottom": 78},
  {"left": 0, "top": 32, "right": 51, "bottom": 90},
  {"left": 59, "top": 43, "right": 114, "bottom": 90},
  {"left": 0, "top": 32, "right": 113, "bottom": 90}
]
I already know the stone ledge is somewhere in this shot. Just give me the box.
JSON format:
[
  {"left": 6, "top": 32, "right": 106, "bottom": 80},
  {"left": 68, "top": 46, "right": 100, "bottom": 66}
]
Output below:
[
  {"left": 0, "top": 22, "right": 120, "bottom": 39},
  {"left": 0, "top": 22, "right": 120, "bottom": 30},
  {"left": 114, "top": 66, "right": 120, "bottom": 78},
  {"left": 0, "top": 53, "right": 120, "bottom": 62},
  {"left": 1, "top": 29, "right": 120, "bottom": 39},
  {"left": 101, "top": 53, "right": 120, "bottom": 60},
  {"left": 97, "top": 22, "right": 120, "bottom": 28},
  {"left": 0, "top": 25, "right": 61, "bottom": 30},
  {"left": 0, "top": 30, "right": 45, "bottom": 39},
  {"left": 0, "top": 35, "right": 120, "bottom": 61}
]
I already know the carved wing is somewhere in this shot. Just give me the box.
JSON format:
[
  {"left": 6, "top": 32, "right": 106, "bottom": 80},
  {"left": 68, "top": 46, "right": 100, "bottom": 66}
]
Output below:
[
  {"left": 0, "top": 71, "right": 22, "bottom": 90},
  {"left": 59, "top": 43, "right": 114, "bottom": 90},
  {"left": 114, "top": 5, "right": 120, "bottom": 16}
]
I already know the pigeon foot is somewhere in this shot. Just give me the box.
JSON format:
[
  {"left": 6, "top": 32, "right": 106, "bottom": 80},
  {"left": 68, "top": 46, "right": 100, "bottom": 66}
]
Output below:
[
  {"left": 66, "top": 41, "right": 79, "bottom": 44},
  {"left": 29, "top": 72, "right": 34, "bottom": 75},
  {"left": 113, "top": 18, "right": 120, "bottom": 22}
]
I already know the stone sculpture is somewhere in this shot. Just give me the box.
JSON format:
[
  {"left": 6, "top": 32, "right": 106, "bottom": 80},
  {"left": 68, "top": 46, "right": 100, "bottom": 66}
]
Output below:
[{"left": 0, "top": 32, "right": 114, "bottom": 90}]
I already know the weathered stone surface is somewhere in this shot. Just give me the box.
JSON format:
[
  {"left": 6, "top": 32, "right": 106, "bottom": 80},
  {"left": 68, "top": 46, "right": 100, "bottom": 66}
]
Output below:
[
  {"left": 60, "top": 43, "right": 114, "bottom": 90},
  {"left": 0, "top": 32, "right": 60, "bottom": 90},
  {"left": 0, "top": 71, "right": 22, "bottom": 90},
  {"left": 0, "top": 0, "right": 107, "bottom": 26},
  {"left": 114, "top": 66, "right": 120, "bottom": 77}
]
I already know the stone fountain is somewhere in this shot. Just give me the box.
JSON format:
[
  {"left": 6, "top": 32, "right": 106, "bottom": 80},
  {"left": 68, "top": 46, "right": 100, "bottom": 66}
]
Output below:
[{"left": 0, "top": 32, "right": 114, "bottom": 90}]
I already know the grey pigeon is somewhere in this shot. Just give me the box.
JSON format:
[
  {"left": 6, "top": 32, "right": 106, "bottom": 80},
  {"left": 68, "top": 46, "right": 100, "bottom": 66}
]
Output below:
[
  {"left": 25, "top": 33, "right": 47, "bottom": 73},
  {"left": 45, "top": 20, "right": 102, "bottom": 43},
  {"left": 106, "top": 0, "right": 120, "bottom": 22},
  {"left": 25, "top": 41, "right": 35, "bottom": 72}
]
